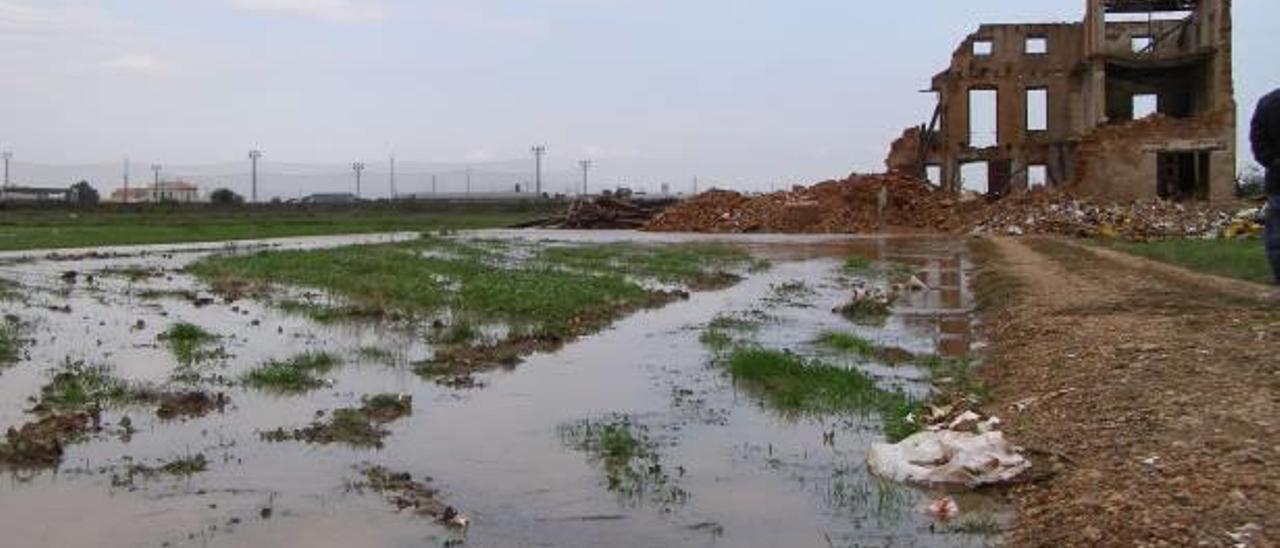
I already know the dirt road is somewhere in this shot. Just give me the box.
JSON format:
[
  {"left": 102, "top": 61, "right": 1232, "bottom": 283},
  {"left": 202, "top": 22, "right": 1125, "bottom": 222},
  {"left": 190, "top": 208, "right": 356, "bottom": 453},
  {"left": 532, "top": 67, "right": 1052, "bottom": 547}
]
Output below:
[{"left": 981, "top": 237, "right": 1278, "bottom": 547}]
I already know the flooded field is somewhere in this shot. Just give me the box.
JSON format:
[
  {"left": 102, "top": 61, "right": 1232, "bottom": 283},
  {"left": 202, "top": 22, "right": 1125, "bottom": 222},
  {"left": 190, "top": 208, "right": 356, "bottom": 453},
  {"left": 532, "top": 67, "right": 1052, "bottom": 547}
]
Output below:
[{"left": 0, "top": 230, "right": 999, "bottom": 548}]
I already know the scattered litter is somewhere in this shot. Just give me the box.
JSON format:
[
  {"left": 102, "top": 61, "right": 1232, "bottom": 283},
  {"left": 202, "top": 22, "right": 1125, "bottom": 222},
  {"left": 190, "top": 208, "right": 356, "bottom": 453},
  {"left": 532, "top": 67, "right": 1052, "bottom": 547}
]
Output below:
[
  {"left": 868, "top": 430, "right": 1031, "bottom": 487},
  {"left": 927, "top": 496, "right": 960, "bottom": 522}
]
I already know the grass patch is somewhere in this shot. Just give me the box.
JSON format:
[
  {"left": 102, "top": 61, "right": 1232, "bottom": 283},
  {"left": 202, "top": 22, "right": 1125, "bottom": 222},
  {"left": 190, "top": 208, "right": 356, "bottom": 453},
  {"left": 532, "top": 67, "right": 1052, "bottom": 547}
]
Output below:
[
  {"left": 558, "top": 415, "right": 688, "bottom": 508},
  {"left": 355, "top": 346, "right": 396, "bottom": 364},
  {"left": 726, "top": 348, "right": 919, "bottom": 441},
  {"left": 0, "top": 317, "right": 20, "bottom": 365},
  {"left": 1101, "top": 238, "right": 1274, "bottom": 285},
  {"left": 242, "top": 351, "right": 340, "bottom": 393},
  {"left": 158, "top": 322, "right": 219, "bottom": 364},
  {"left": 428, "top": 320, "right": 481, "bottom": 346},
  {"left": 192, "top": 238, "right": 658, "bottom": 336},
  {"left": 0, "top": 278, "right": 19, "bottom": 301},
  {"left": 918, "top": 355, "right": 988, "bottom": 401},
  {"left": 843, "top": 257, "right": 917, "bottom": 284},
  {"left": 835, "top": 296, "right": 891, "bottom": 325},
  {"left": 540, "top": 242, "right": 766, "bottom": 289},
  {"left": 816, "top": 331, "right": 877, "bottom": 356},
  {"left": 35, "top": 360, "right": 150, "bottom": 412},
  {"left": 0, "top": 207, "right": 549, "bottom": 252},
  {"left": 698, "top": 329, "right": 734, "bottom": 351}
]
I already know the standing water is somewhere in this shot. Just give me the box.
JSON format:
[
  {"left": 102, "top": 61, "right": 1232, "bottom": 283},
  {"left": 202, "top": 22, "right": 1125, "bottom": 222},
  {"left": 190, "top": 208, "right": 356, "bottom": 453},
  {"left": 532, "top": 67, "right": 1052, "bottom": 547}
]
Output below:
[{"left": 0, "top": 230, "right": 997, "bottom": 547}]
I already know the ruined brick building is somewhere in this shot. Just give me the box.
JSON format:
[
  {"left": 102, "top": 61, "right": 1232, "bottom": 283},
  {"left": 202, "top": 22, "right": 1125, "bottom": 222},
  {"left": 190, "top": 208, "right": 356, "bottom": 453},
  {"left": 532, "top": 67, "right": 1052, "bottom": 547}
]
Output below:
[{"left": 887, "top": 0, "right": 1236, "bottom": 201}]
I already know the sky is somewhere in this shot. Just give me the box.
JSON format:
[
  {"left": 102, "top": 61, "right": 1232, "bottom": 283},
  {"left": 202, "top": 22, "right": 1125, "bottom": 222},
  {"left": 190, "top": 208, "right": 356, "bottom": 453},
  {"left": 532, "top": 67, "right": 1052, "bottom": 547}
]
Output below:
[{"left": 1, "top": 0, "right": 1278, "bottom": 198}]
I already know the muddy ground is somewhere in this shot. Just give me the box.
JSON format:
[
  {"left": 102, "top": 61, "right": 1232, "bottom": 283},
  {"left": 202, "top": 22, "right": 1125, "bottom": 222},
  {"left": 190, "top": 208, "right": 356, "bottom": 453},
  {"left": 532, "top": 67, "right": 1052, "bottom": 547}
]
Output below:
[
  {"left": 979, "top": 237, "right": 1278, "bottom": 547},
  {"left": 0, "top": 231, "right": 1003, "bottom": 547}
]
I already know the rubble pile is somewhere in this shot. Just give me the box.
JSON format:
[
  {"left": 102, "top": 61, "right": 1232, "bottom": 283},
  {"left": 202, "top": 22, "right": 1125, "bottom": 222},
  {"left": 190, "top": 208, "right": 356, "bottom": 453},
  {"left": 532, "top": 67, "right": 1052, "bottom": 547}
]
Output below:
[
  {"left": 644, "top": 173, "right": 976, "bottom": 234},
  {"left": 638, "top": 172, "right": 1265, "bottom": 241},
  {"left": 518, "top": 196, "right": 676, "bottom": 230},
  {"left": 973, "top": 190, "right": 1265, "bottom": 240}
]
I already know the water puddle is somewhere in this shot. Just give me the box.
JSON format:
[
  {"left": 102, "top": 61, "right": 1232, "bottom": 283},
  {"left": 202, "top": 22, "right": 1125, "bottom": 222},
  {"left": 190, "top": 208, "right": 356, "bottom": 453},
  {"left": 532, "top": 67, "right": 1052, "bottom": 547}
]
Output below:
[{"left": 0, "top": 230, "right": 998, "bottom": 547}]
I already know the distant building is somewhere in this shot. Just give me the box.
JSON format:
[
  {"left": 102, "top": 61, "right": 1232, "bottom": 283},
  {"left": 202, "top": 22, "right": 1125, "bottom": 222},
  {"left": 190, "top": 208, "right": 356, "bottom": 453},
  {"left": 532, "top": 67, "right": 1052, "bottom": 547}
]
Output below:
[
  {"left": 0, "top": 186, "right": 73, "bottom": 203},
  {"left": 299, "top": 193, "right": 360, "bottom": 205},
  {"left": 109, "top": 181, "right": 202, "bottom": 203}
]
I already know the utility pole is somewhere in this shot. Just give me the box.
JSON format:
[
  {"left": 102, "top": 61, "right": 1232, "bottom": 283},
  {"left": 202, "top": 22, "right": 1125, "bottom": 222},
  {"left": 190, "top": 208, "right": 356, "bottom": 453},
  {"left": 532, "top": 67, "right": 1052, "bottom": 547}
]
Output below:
[
  {"left": 152, "top": 164, "right": 162, "bottom": 186},
  {"left": 389, "top": 154, "right": 397, "bottom": 199},
  {"left": 123, "top": 158, "right": 130, "bottom": 204},
  {"left": 531, "top": 145, "right": 546, "bottom": 196},
  {"left": 431, "top": 174, "right": 437, "bottom": 195},
  {"left": 248, "top": 150, "right": 263, "bottom": 203},
  {"left": 1, "top": 151, "right": 11, "bottom": 188},
  {"left": 579, "top": 160, "right": 592, "bottom": 196},
  {"left": 352, "top": 162, "right": 365, "bottom": 198},
  {"left": 465, "top": 166, "right": 472, "bottom": 195},
  {"left": 693, "top": 176, "right": 699, "bottom": 195}
]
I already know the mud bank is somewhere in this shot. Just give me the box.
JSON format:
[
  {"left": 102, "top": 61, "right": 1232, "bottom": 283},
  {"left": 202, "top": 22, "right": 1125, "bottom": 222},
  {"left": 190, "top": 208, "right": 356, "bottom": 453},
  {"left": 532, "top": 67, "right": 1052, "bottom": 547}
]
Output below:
[{"left": 975, "top": 237, "right": 1278, "bottom": 547}]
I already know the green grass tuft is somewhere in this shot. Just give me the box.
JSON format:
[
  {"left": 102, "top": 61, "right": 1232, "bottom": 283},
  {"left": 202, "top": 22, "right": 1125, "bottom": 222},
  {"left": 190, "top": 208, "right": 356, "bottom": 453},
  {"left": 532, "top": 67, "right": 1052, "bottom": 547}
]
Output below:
[
  {"left": 37, "top": 360, "right": 149, "bottom": 411},
  {"left": 816, "top": 331, "right": 877, "bottom": 356},
  {"left": 158, "top": 322, "right": 219, "bottom": 364},
  {"left": 726, "top": 348, "right": 919, "bottom": 441},
  {"left": 1101, "top": 238, "right": 1274, "bottom": 285},
  {"left": 242, "top": 351, "right": 340, "bottom": 393}
]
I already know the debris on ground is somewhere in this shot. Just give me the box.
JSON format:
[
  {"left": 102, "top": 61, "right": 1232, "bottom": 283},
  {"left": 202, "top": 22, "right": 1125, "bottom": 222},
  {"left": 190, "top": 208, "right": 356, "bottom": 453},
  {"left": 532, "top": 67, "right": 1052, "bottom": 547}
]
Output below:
[
  {"left": 630, "top": 171, "right": 1264, "bottom": 242},
  {"left": 517, "top": 196, "right": 677, "bottom": 229},
  {"left": 867, "top": 429, "right": 1031, "bottom": 487},
  {"left": 360, "top": 465, "right": 469, "bottom": 529},
  {"left": 0, "top": 412, "right": 96, "bottom": 468},
  {"left": 644, "top": 173, "right": 972, "bottom": 234},
  {"left": 259, "top": 393, "right": 411, "bottom": 448},
  {"left": 971, "top": 190, "right": 1263, "bottom": 240}
]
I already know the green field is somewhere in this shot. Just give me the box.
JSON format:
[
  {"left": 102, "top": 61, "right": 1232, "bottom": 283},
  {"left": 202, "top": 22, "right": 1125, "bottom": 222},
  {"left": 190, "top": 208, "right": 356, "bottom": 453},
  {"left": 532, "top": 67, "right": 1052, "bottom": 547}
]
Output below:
[
  {"left": 1102, "top": 238, "right": 1274, "bottom": 285},
  {"left": 0, "top": 206, "right": 552, "bottom": 251}
]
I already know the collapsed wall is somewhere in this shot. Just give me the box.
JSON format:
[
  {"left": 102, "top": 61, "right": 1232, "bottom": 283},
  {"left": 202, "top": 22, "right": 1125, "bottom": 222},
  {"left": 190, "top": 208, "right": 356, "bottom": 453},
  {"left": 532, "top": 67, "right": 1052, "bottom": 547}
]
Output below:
[{"left": 892, "top": 0, "right": 1236, "bottom": 202}]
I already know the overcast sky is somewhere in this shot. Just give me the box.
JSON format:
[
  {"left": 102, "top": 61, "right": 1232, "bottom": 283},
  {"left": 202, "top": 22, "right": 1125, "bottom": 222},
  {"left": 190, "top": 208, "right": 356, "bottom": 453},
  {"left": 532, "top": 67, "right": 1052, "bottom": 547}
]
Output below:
[{"left": 1, "top": 0, "right": 1277, "bottom": 196}]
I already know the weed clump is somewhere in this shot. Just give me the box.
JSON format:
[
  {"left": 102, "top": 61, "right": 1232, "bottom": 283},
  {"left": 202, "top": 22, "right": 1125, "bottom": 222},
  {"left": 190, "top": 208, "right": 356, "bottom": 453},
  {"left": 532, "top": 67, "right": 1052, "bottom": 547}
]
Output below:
[
  {"left": 158, "top": 322, "right": 220, "bottom": 364},
  {"left": 260, "top": 393, "right": 411, "bottom": 448},
  {"left": 359, "top": 466, "right": 466, "bottom": 527},
  {"left": 558, "top": 415, "right": 688, "bottom": 509},
  {"left": 0, "top": 316, "right": 20, "bottom": 366},
  {"left": 835, "top": 295, "right": 891, "bottom": 325},
  {"left": 33, "top": 360, "right": 148, "bottom": 412},
  {"left": 726, "top": 348, "right": 919, "bottom": 441},
  {"left": 816, "top": 331, "right": 916, "bottom": 365},
  {"left": 242, "top": 351, "right": 340, "bottom": 393}
]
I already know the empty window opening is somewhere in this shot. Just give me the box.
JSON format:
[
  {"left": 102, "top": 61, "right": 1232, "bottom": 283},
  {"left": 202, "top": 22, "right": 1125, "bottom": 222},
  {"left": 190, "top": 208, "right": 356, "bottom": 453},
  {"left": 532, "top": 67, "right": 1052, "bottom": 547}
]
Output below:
[
  {"left": 973, "top": 40, "right": 993, "bottom": 56},
  {"left": 1028, "top": 165, "right": 1048, "bottom": 188},
  {"left": 926, "top": 165, "right": 942, "bottom": 187},
  {"left": 1026, "top": 88, "right": 1048, "bottom": 132},
  {"left": 1131, "top": 35, "right": 1153, "bottom": 53},
  {"left": 1025, "top": 37, "right": 1048, "bottom": 54},
  {"left": 961, "top": 162, "right": 990, "bottom": 194},
  {"left": 1133, "top": 94, "right": 1158, "bottom": 119},
  {"left": 1157, "top": 152, "right": 1210, "bottom": 201},
  {"left": 969, "top": 89, "right": 998, "bottom": 147},
  {"left": 1106, "top": 11, "right": 1193, "bottom": 23}
]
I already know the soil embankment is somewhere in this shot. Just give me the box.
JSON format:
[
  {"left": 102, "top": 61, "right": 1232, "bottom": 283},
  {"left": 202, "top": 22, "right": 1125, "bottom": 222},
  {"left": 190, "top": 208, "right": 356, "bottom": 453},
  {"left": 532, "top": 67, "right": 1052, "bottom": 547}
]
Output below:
[{"left": 978, "top": 237, "right": 1278, "bottom": 547}]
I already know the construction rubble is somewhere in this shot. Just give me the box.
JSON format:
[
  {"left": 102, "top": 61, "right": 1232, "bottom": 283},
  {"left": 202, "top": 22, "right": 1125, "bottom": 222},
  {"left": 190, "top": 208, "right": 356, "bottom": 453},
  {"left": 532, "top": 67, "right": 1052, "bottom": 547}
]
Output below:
[
  {"left": 516, "top": 195, "right": 677, "bottom": 230},
  {"left": 633, "top": 173, "right": 1265, "bottom": 241}
]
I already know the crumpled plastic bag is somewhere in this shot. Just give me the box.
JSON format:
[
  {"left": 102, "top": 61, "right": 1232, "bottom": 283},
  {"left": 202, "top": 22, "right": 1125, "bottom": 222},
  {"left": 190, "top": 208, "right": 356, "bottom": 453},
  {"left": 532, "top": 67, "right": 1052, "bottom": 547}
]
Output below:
[{"left": 867, "top": 430, "right": 1030, "bottom": 487}]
